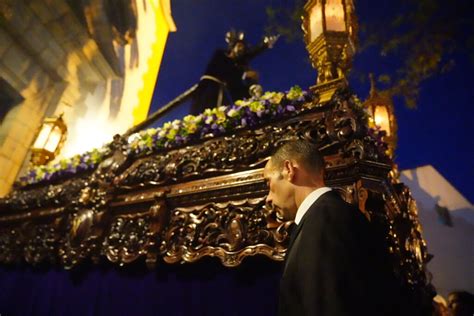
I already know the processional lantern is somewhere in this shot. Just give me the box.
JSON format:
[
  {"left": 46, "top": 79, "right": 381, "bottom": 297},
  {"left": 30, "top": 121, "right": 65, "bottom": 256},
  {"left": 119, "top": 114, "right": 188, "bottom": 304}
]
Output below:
[
  {"left": 364, "top": 74, "right": 398, "bottom": 157},
  {"left": 31, "top": 114, "right": 68, "bottom": 165},
  {"left": 302, "top": 0, "right": 357, "bottom": 102}
]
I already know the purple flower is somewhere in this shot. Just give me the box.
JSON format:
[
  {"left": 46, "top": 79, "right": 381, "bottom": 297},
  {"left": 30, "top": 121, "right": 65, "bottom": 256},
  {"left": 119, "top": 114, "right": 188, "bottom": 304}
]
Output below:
[
  {"left": 246, "top": 116, "right": 257, "bottom": 127},
  {"left": 285, "top": 105, "right": 296, "bottom": 112},
  {"left": 175, "top": 135, "right": 183, "bottom": 143},
  {"left": 81, "top": 154, "right": 90, "bottom": 163},
  {"left": 66, "top": 164, "right": 75, "bottom": 173}
]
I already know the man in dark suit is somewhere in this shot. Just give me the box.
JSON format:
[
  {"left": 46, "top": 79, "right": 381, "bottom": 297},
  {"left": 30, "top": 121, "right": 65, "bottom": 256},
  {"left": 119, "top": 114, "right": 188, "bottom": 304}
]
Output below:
[{"left": 264, "top": 140, "right": 401, "bottom": 316}]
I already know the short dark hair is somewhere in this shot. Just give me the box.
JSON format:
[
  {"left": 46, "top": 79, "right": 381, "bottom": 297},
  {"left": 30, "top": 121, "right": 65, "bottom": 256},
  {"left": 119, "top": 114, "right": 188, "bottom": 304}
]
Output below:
[
  {"left": 271, "top": 140, "right": 325, "bottom": 175},
  {"left": 448, "top": 291, "right": 474, "bottom": 313}
]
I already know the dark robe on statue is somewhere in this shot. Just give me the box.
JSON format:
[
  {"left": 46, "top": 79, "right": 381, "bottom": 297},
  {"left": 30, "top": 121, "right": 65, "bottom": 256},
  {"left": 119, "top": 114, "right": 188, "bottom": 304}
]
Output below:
[{"left": 190, "top": 43, "right": 267, "bottom": 115}]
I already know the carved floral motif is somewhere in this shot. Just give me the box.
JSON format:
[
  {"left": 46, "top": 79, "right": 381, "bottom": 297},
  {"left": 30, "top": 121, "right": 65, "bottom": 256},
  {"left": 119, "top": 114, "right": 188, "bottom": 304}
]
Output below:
[
  {"left": 161, "top": 198, "right": 288, "bottom": 267},
  {"left": 0, "top": 88, "right": 432, "bottom": 302}
]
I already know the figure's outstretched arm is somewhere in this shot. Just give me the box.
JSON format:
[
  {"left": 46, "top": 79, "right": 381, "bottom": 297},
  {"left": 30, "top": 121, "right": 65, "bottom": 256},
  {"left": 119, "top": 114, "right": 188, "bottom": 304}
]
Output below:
[{"left": 237, "top": 34, "right": 280, "bottom": 62}]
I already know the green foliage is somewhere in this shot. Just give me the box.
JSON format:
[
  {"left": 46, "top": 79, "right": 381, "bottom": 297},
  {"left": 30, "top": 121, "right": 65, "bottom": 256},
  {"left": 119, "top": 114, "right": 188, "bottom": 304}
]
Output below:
[
  {"left": 265, "top": 1, "right": 305, "bottom": 43},
  {"left": 266, "top": 0, "right": 474, "bottom": 108}
]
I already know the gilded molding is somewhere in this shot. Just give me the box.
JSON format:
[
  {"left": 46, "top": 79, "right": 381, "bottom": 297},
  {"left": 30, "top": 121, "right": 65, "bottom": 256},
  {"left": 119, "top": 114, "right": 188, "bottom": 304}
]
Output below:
[{"left": 0, "top": 89, "right": 432, "bottom": 297}]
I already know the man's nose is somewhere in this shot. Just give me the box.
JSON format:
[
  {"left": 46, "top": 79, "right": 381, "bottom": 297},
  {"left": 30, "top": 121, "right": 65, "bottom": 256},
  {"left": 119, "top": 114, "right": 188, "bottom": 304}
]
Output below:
[{"left": 265, "top": 194, "right": 272, "bottom": 206}]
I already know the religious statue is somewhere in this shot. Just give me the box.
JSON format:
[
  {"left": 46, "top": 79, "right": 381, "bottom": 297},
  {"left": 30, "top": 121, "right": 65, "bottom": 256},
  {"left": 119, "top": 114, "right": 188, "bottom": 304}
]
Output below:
[{"left": 190, "top": 30, "right": 279, "bottom": 115}]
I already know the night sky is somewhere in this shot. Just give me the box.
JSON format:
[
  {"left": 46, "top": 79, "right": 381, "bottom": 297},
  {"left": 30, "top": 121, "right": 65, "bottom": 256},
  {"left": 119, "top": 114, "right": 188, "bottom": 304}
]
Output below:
[{"left": 151, "top": 1, "right": 474, "bottom": 203}]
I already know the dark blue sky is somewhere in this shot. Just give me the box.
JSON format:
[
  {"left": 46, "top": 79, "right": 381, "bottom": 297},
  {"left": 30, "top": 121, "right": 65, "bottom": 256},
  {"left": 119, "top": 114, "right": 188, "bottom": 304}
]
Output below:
[{"left": 151, "top": 1, "right": 474, "bottom": 203}]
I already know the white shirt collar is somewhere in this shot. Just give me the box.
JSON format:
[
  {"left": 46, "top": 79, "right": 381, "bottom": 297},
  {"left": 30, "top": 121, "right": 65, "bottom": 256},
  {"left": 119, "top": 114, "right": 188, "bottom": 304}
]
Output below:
[{"left": 294, "top": 187, "right": 332, "bottom": 225}]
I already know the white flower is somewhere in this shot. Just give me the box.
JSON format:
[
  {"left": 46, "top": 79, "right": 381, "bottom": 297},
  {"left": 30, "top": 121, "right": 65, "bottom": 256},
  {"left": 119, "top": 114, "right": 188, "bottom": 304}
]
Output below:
[
  {"left": 127, "top": 133, "right": 140, "bottom": 144},
  {"left": 194, "top": 115, "right": 203, "bottom": 123},
  {"left": 227, "top": 108, "right": 239, "bottom": 117},
  {"left": 205, "top": 116, "right": 214, "bottom": 124},
  {"left": 172, "top": 119, "right": 181, "bottom": 129}
]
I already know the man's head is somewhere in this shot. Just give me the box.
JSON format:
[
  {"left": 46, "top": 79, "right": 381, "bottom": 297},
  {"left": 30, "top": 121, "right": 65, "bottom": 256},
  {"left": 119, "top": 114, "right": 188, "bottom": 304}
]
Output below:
[
  {"left": 448, "top": 291, "right": 474, "bottom": 316},
  {"left": 264, "top": 140, "right": 325, "bottom": 221}
]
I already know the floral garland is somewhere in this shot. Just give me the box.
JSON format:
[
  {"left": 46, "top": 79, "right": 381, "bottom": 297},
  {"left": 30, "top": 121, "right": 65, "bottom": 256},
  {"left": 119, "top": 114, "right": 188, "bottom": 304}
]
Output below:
[
  {"left": 128, "top": 86, "right": 312, "bottom": 155},
  {"left": 19, "top": 86, "right": 312, "bottom": 186},
  {"left": 19, "top": 147, "right": 107, "bottom": 186}
]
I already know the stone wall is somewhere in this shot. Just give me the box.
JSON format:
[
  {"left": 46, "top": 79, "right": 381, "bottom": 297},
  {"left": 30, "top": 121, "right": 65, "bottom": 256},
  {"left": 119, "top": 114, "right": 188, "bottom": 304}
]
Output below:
[{"left": 0, "top": 0, "right": 122, "bottom": 197}]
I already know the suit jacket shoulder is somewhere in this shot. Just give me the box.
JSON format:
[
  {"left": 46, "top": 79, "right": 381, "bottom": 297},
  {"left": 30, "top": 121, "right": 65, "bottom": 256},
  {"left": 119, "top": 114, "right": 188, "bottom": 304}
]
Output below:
[
  {"left": 300, "top": 191, "right": 368, "bottom": 233},
  {"left": 278, "top": 190, "right": 400, "bottom": 316}
]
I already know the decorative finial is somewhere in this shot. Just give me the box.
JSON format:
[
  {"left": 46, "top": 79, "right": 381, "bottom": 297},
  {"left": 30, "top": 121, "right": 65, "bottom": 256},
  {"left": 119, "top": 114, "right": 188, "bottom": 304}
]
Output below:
[{"left": 369, "top": 73, "right": 378, "bottom": 98}]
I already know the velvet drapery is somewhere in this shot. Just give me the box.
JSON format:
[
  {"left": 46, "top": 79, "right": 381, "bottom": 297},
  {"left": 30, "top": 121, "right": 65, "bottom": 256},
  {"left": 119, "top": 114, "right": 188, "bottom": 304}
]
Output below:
[{"left": 0, "top": 257, "right": 281, "bottom": 316}]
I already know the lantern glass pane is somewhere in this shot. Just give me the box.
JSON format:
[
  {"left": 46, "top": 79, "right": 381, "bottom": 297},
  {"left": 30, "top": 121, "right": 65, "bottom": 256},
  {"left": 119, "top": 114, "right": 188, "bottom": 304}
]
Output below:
[
  {"left": 33, "top": 123, "right": 53, "bottom": 149},
  {"left": 310, "top": 3, "right": 323, "bottom": 41},
  {"left": 325, "top": 0, "right": 346, "bottom": 32},
  {"left": 44, "top": 125, "right": 62, "bottom": 153},
  {"left": 374, "top": 105, "right": 391, "bottom": 136}
]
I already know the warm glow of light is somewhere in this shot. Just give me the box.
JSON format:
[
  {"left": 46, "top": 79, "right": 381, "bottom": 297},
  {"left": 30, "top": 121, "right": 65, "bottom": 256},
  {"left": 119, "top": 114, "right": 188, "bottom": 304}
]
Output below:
[
  {"left": 325, "top": 0, "right": 346, "bottom": 32},
  {"left": 374, "top": 106, "right": 391, "bottom": 136},
  {"left": 61, "top": 105, "right": 119, "bottom": 157},
  {"left": 58, "top": 0, "right": 175, "bottom": 159},
  {"left": 310, "top": 2, "right": 323, "bottom": 41},
  {"left": 44, "top": 126, "right": 62, "bottom": 153},
  {"left": 33, "top": 124, "right": 53, "bottom": 149}
]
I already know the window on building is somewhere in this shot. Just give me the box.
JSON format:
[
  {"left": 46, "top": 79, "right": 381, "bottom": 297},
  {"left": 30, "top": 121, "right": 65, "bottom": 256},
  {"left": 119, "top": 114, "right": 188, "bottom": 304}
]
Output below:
[{"left": 0, "top": 77, "right": 23, "bottom": 126}]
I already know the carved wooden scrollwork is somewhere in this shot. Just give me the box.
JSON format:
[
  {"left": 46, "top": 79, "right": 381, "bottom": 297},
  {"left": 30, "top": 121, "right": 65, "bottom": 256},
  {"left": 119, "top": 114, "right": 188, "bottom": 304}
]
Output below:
[
  {"left": 23, "top": 222, "right": 60, "bottom": 265},
  {"left": 58, "top": 135, "right": 131, "bottom": 268},
  {"left": 0, "top": 227, "right": 22, "bottom": 264},
  {"left": 390, "top": 184, "right": 430, "bottom": 287},
  {"left": 103, "top": 216, "right": 151, "bottom": 265},
  {"left": 115, "top": 129, "right": 281, "bottom": 189},
  {"left": 103, "top": 192, "right": 168, "bottom": 267},
  {"left": 0, "top": 88, "right": 434, "bottom": 304},
  {"left": 59, "top": 210, "right": 105, "bottom": 269},
  {"left": 59, "top": 187, "right": 109, "bottom": 268},
  {"left": 161, "top": 198, "right": 287, "bottom": 267},
  {"left": 0, "top": 178, "right": 88, "bottom": 212}
]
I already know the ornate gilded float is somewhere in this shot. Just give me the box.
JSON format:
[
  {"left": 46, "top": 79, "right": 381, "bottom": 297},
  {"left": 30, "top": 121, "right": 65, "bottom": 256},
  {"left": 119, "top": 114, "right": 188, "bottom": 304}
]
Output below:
[{"left": 0, "top": 87, "right": 433, "bottom": 307}]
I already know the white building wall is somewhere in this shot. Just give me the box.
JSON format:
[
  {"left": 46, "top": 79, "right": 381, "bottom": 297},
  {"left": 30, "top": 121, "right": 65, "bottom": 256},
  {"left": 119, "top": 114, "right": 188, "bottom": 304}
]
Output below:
[{"left": 401, "top": 165, "right": 474, "bottom": 297}]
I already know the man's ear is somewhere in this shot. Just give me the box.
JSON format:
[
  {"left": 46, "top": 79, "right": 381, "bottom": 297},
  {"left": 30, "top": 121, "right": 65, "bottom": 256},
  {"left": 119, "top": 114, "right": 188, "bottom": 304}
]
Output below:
[{"left": 283, "top": 160, "right": 296, "bottom": 182}]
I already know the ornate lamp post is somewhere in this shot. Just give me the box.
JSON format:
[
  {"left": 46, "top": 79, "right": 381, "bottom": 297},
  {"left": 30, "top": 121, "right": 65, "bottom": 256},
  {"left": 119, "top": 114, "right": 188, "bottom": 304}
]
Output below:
[
  {"left": 364, "top": 74, "right": 398, "bottom": 157},
  {"left": 31, "top": 114, "right": 68, "bottom": 165},
  {"left": 302, "top": 0, "right": 357, "bottom": 102}
]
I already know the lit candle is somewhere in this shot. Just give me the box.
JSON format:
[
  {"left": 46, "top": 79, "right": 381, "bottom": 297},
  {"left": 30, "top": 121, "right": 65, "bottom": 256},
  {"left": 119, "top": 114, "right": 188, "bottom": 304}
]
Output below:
[
  {"left": 325, "top": 0, "right": 346, "bottom": 32},
  {"left": 310, "top": 3, "right": 323, "bottom": 41},
  {"left": 374, "top": 106, "right": 391, "bottom": 136},
  {"left": 44, "top": 126, "right": 63, "bottom": 153}
]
